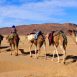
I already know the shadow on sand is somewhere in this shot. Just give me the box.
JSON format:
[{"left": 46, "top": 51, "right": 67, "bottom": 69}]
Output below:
[
  {"left": 0, "top": 46, "right": 9, "bottom": 49},
  {"left": 0, "top": 46, "right": 11, "bottom": 52},
  {"left": 46, "top": 53, "right": 63, "bottom": 58},
  {"left": 19, "top": 49, "right": 38, "bottom": 56},
  {"left": 46, "top": 54, "right": 77, "bottom": 64},
  {"left": 65, "top": 55, "right": 77, "bottom": 64}
]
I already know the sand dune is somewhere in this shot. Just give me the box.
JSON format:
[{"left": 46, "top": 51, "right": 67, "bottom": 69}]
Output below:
[{"left": 0, "top": 35, "right": 77, "bottom": 77}]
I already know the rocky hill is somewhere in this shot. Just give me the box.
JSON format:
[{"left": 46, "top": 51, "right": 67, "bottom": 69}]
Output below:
[{"left": 0, "top": 23, "right": 77, "bottom": 35}]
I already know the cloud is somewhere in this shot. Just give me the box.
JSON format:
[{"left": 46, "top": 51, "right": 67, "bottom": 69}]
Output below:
[
  {"left": 0, "top": 0, "right": 66, "bottom": 19},
  {"left": 0, "top": 0, "right": 77, "bottom": 27}
]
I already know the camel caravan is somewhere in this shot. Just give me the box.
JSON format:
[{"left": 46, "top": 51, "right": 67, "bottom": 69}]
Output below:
[
  {"left": 26, "top": 30, "right": 68, "bottom": 63},
  {"left": 0, "top": 25, "right": 77, "bottom": 64}
]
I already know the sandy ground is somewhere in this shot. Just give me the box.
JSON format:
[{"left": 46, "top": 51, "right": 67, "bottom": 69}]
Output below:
[{"left": 0, "top": 35, "right": 77, "bottom": 77}]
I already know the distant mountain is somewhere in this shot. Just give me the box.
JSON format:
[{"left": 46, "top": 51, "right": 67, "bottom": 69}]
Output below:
[{"left": 0, "top": 23, "right": 77, "bottom": 35}]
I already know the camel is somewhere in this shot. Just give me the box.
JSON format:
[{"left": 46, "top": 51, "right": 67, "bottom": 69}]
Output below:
[
  {"left": 0, "top": 34, "right": 4, "bottom": 52},
  {"left": 48, "top": 30, "right": 67, "bottom": 63},
  {"left": 26, "top": 33, "right": 46, "bottom": 59},
  {"left": 0, "top": 34, "right": 4, "bottom": 47},
  {"left": 68, "top": 30, "right": 77, "bottom": 44},
  {"left": 6, "top": 33, "right": 20, "bottom": 56}
]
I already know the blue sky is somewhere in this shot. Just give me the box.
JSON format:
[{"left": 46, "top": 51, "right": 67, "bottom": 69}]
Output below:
[{"left": 0, "top": 0, "right": 77, "bottom": 28}]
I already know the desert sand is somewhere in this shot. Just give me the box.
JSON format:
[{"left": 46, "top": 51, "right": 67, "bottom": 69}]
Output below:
[{"left": 0, "top": 35, "right": 77, "bottom": 77}]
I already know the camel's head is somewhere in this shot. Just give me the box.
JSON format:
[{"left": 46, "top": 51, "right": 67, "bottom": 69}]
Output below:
[
  {"left": 67, "top": 30, "right": 73, "bottom": 35},
  {"left": 0, "top": 35, "right": 4, "bottom": 41}
]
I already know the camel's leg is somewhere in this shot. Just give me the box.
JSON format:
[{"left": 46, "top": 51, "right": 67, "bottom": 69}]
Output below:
[
  {"left": 54, "top": 45, "right": 60, "bottom": 63},
  {"left": 37, "top": 42, "right": 46, "bottom": 59},
  {"left": 75, "top": 36, "right": 77, "bottom": 44},
  {"left": 13, "top": 43, "right": 15, "bottom": 50},
  {"left": 37, "top": 47, "right": 40, "bottom": 58},
  {"left": 15, "top": 42, "right": 19, "bottom": 56},
  {"left": 10, "top": 44, "right": 13, "bottom": 55},
  {"left": 43, "top": 42, "right": 47, "bottom": 59},
  {"left": 60, "top": 45, "right": 66, "bottom": 63},
  {"left": 15, "top": 46, "right": 18, "bottom": 56},
  {"left": 35, "top": 46, "right": 37, "bottom": 58},
  {"left": 29, "top": 43, "right": 33, "bottom": 57},
  {"left": 0, "top": 43, "right": 1, "bottom": 53},
  {"left": 0, "top": 49, "right": 1, "bottom": 53},
  {"left": 52, "top": 50, "right": 56, "bottom": 61},
  {"left": 0, "top": 41, "right": 1, "bottom": 47}
]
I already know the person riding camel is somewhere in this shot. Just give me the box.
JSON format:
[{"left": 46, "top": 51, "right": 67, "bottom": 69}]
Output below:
[
  {"left": 10, "top": 25, "right": 20, "bottom": 40},
  {"left": 11, "top": 25, "right": 17, "bottom": 34}
]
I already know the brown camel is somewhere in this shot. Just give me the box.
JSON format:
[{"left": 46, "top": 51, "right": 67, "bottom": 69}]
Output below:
[
  {"left": 68, "top": 30, "right": 77, "bottom": 44},
  {"left": 0, "top": 34, "right": 4, "bottom": 47},
  {"left": 48, "top": 30, "right": 67, "bottom": 63},
  {"left": 6, "top": 33, "right": 20, "bottom": 56},
  {"left": 26, "top": 33, "right": 46, "bottom": 59},
  {"left": 0, "top": 34, "right": 4, "bottom": 52}
]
